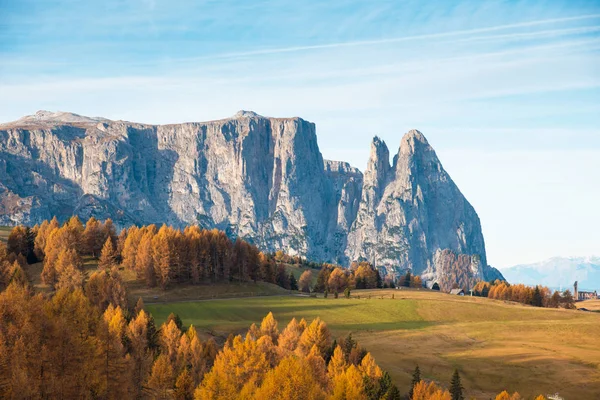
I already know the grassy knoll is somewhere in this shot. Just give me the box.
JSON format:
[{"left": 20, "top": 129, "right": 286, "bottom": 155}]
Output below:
[{"left": 146, "top": 289, "right": 600, "bottom": 399}]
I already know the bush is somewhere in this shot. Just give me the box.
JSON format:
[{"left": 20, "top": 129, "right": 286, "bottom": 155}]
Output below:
[{"left": 344, "top": 287, "right": 351, "bottom": 299}]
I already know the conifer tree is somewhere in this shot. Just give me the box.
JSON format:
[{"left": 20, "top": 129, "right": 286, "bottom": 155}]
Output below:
[
  {"left": 532, "top": 286, "right": 543, "bottom": 307},
  {"left": 134, "top": 297, "right": 145, "bottom": 315},
  {"left": 410, "top": 365, "right": 421, "bottom": 399},
  {"left": 98, "top": 237, "right": 118, "bottom": 270},
  {"left": 148, "top": 354, "right": 174, "bottom": 399},
  {"left": 289, "top": 272, "right": 298, "bottom": 290},
  {"left": 450, "top": 369, "right": 464, "bottom": 400},
  {"left": 167, "top": 312, "right": 184, "bottom": 331},
  {"left": 403, "top": 271, "right": 412, "bottom": 287},
  {"left": 174, "top": 368, "right": 194, "bottom": 400}
]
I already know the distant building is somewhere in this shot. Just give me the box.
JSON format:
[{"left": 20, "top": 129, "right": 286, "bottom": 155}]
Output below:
[
  {"left": 450, "top": 288, "right": 465, "bottom": 296},
  {"left": 574, "top": 281, "right": 598, "bottom": 301}
]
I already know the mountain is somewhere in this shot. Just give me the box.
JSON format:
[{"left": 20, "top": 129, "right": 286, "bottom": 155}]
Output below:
[
  {"left": 0, "top": 110, "right": 503, "bottom": 285},
  {"left": 501, "top": 257, "right": 600, "bottom": 291}
]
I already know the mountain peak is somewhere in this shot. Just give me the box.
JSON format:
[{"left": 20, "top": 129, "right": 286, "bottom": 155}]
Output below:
[
  {"left": 2, "top": 110, "right": 109, "bottom": 127},
  {"left": 233, "top": 110, "right": 262, "bottom": 119}
]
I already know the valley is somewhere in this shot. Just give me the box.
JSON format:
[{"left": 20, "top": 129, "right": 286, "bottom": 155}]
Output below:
[{"left": 146, "top": 289, "right": 600, "bottom": 400}]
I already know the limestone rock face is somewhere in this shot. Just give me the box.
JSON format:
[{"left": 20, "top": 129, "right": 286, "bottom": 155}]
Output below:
[
  {"left": 0, "top": 111, "right": 502, "bottom": 283},
  {"left": 344, "top": 131, "right": 502, "bottom": 281}
]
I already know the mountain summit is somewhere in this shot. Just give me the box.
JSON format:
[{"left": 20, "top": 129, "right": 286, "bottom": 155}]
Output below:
[{"left": 0, "top": 111, "right": 502, "bottom": 287}]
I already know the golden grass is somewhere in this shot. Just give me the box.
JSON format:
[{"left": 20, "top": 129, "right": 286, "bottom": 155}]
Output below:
[{"left": 577, "top": 299, "right": 600, "bottom": 311}]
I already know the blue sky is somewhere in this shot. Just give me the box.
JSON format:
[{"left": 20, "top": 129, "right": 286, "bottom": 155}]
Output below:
[{"left": 1, "top": 0, "right": 599, "bottom": 268}]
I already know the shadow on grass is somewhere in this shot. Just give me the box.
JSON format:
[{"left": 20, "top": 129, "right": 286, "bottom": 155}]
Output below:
[{"left": 334, "top": 321, "right": 433, "bottom": 331}]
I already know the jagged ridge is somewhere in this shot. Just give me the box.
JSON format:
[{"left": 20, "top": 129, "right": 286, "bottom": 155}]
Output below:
[{"left": 0, "top": 110, "right": 503, "bottom": 284}]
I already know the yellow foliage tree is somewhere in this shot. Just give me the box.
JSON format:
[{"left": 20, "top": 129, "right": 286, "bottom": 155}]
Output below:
[
  {"left": 495, "top": 391, "right": 523, "bottom": 400},
  {"left": 260, "top": 312, "right": 279, "bottom": 344},
  {"left": 148, "top": 354, "right": 174, "bottom": 399},
  {"left": 327, "top": 346, "right": 347, "bottom": 378},
  {"left": 412, "top": 381, "right": 451, "bottom": 400},
  {"left": 195, "top": 335, "right": 270, "bottom": 400},
  {"left": 253, "top": 355, "right": 326, "bottom": 400},
  {"left": 329, "top": 364, "right": 366, "bottom": 400},
  {"left": 298, "top": 317, "right": 331, "bottom": 355}
]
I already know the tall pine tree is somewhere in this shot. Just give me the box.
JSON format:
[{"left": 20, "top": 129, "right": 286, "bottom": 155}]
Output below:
[
  {"left": 450, "top": 369, "right": 464, "bottom": 400},
  {"left": 409, "top": 365, "right": 421, "bottom": 399}
]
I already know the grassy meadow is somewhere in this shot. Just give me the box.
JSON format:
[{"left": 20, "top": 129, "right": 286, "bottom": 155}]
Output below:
[{"left": 147, "top": 289, "right": 600, "bottom": 399}]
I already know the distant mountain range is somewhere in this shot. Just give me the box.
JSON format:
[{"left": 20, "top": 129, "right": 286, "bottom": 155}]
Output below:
[{"left": 501, "top": 257, "right": 600, "bottom": 291}]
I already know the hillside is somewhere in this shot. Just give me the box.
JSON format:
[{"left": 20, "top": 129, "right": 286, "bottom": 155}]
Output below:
[
  {"left": 501, "top": 256, "right": 600, "bottom": 290},
  {"left": 147, "top": 289, "right": 600, "bottom": 400},
  {"left": 0, "top": 111, "right": 502, "bottom": 286}
]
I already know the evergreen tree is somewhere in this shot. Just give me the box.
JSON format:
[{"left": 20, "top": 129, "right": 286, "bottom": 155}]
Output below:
[
  {"left": 289, "top": 272, "right": 298, "bottom": 291},
  {"left": 383, "top": 384, "right": 401, "bottom": 400},
  {"left": 532, "top": 286, "right": 543, "bottom": 307},
  {"left": 403, "top": 271, "right": 411, "bottom": 287},
  {"left": 450, "top": 369, "right": 464, "bottom": 400},
  {"left": 409, "top": 365, "right": 421, "bottom": 399},
  {"left": 432, "top": 282, "right": 440, "bottom": 291}
]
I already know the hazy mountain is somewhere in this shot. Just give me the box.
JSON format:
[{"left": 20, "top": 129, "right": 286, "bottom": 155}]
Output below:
[
  {"left": 0, "top": 110, "right": 502, "bottom": 285},
  {"left": 501, "top": 257, "right": 600, "bottom": 290}
]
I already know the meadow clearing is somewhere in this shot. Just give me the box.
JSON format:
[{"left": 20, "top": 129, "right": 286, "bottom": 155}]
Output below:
[{"left": 147, "top": 289, "right": 600, "bottom": 399}]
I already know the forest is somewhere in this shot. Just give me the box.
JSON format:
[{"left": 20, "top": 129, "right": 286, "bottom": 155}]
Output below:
[{"left": 472, "top": 280, "right": 576, "bottom": 309}]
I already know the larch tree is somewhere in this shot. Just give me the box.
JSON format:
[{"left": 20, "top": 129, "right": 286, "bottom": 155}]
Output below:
[
  {"left": 253, "top": 355, "right": 325, "bottom": 400},
  {"left": 82, "top": 217, "right": 103, "bottom": 257},
  {"left": 195, "top": 335, "right": 270, "bottom": 400},
  {"left": 127, "top": 310, "right": 153, "bottom": 398},
  {"left": 298, "top": 317, "right": 331, "bottom": 356},
  {"left": 277, "top": 317, "right": 304, "bottom": 356},
  {"left": 298, "top": 270, "right": 313, "bottom": 293},
  {"left": 98, "top": 237, "right": 118, "bottom": 270},
  {"left": 327, "top": 268, "right": 347, "bottom": 294},
  {"left": 174, "top": 368, "right": 194, "bottom": 400},
  {"left": 259, "top": 312, "right": 279, "bottom": 344},
  {"left": 327, "top": 346, "right": 347, "bottom": 378},
  {"left": 148, "top": 354, "right": 174, "bottom": 399},
  {"left": 161, "top": 319, "right": 182, "bottom": 368},
  {"left": 329, "top": 364, "right": 366, "bottom": 400},
  {"left": 137, "top": 232, "right": 156, "bottom": 287}
]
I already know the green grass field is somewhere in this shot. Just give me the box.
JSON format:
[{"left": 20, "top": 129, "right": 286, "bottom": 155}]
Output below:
[{"left": 146, "top": 289, "right": 600, "bottom": 399}]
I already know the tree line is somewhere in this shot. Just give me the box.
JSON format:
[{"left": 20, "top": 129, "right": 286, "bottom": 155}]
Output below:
[
  {"left": 4, "top": 216, "right": 327, "bottom": 292},
  {"left": 472, "top": 280, "right": 576, "bottom": 309},
  {"left": 313, "top": 261, "right": 383, "bottom": 295}
]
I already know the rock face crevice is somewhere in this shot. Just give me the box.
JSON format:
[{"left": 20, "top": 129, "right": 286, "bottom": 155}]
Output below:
[{"left": 0, "top": 110, "right": 503, "bottom": 282}]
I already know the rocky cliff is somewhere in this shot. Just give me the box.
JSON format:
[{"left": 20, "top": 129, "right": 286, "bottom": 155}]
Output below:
[{"left": 0, "top": 110, "right": 502, "bottom": 284}]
